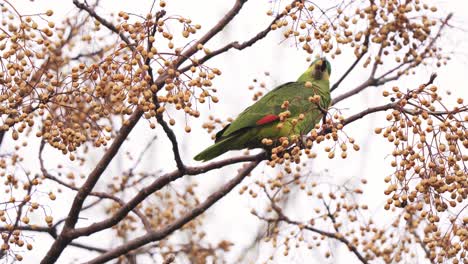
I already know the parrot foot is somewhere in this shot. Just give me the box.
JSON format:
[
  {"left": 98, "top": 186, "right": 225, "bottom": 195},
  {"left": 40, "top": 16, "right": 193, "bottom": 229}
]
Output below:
[
  {"left": 298, "top": 135, "right": 308, "bottom": 149},
  {"left": 321, "top": 123, "right": 333, "bottom": 134},
  {"left": 320, "top": 113, "right": 333, "bottom": 135}
]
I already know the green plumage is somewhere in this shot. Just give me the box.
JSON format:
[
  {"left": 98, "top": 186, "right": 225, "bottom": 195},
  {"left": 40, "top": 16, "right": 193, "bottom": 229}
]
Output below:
[{"left": 194, "top": 58, "right": 332, "bottom": 161}]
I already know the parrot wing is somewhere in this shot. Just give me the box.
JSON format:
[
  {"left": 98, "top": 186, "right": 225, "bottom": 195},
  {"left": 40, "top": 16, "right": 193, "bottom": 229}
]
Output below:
[{"left": 217, "top": 82, "right": 299, "bottom": 140}]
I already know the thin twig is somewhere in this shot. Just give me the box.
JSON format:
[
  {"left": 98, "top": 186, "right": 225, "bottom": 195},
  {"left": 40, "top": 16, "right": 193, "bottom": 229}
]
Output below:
[
  {"left": 178, "top": 0, "right": 299, "bottom": 73},
  {"left": 264, "top": 190, "right": 369, "bottom": 264},
  {"left": 84, "top": 160, "right": 260, "bottom": 264},
  {"left": 38, "top": 140, "right": 153, "bottom": 232},
  {"left": 40, "top": 0, "right": 281, "bottom": 261},
  {"left": 73, "top": 0, "right": 132, "bottom": 45},
  {"left": 0, "top": 225, "right": 107, "bottom": 253},
  {"left": 70, "top": 152, "right": 266, "bottom": 238},
  {"left": 331, "top": 33, "right": 370, "bottom": 92},
  {"left": 332, "top": 13, "right": 453, "bottom": 106},
  {"left": 40, "top": 108, "right": 146, "bottom": 264},
  {"left": 70, "top": 49, "right": 103, "bottom": 60},
  {"left": 174, "top": 0, "right": 249, "bottom": 68}
]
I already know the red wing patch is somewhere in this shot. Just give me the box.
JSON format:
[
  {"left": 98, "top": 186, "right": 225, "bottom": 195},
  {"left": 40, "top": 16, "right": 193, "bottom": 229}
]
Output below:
[{"left": 256, "top": 114, "right": 279, "bottom": 125}]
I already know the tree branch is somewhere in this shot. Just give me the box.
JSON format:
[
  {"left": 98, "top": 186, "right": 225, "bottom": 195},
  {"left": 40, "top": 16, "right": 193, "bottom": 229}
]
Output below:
[
  {"left": 331, "top": 33, "right": 370, "bottom": 92},
  {"left": 70, "top": 152, "right": 266, "bottom": 238},
  {"left": 332, "top": 77, "right": 377, "bottom": 105},
  {"left": 264, "top": 192, "right": 369, "bottom": 264},
  {"left": 178, "top": 1, "right": 298, "bottom": 73},
  {"left": 174, "top": 0, "right": 249, "bottom": 68},
  {"left": 73, "top": 0, "right": 132, "bottom": 45},
  {"left": 39, "top": 1, "right": 273, "bottom": 261},
  {"left": 84, "top": 160, "right": 261, "bottom": 264},
  {"left": 70, "top": 49, "right": 103, "bottom": 60},
  {"left": 336, "top": 73, "right": 468, "bottom": 127},
  {"left": 41, "top": 4, "right": 171, "bottom": 260},
  {"left": 0, "top": 225, "right": 107, "bottom": 253},
  {"left": 0, "top": 131, "right": 5, "bottom": 150},
  {"left": 332, "top": 13, "right": 453, "bottom": 106},
  {"left": 0, "top": 170, "right": 34, "bottom": 258},
  {"left": 156, "top": 112, "right": 185, "bottom": 171},
  {"left": 40, "top": 108, "right": 146, "bottom": 264},
  {"left": 340, "top": 102, "right": 396, "bottom": 126}
]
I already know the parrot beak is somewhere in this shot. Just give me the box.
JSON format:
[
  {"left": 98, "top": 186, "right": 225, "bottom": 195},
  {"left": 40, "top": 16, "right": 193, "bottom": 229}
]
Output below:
[{"left": 320, "top": 58, "right": 327, "bottom": 72}]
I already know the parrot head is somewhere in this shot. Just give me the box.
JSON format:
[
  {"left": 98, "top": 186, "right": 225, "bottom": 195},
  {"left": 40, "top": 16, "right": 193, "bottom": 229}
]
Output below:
[{"left": 297, "top": 57, "right": 331, "bottom": 82}]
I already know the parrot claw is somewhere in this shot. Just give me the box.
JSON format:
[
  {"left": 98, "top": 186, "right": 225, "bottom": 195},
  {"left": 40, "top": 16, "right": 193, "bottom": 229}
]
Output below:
[
  {"left": 298, "top": 135, "right": 308, "bottom": 149},
  {"left": 321, "top": 123, "right": 333, "bottom": 134}
]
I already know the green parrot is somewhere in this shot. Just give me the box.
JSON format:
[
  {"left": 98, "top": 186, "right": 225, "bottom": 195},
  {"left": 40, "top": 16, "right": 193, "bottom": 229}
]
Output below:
[{"left": 194, "top": 58, "right": 331, "bottom": 161}]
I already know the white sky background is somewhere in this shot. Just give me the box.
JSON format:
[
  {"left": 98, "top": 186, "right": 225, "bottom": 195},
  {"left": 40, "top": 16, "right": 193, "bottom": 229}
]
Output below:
[{"left": 5, "top": 0, "right": 468, "bottom": 263}]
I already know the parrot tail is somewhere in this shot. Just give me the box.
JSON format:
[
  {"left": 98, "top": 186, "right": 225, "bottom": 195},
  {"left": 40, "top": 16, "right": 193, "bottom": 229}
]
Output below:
[{"left": 194, "top": 135, "right": 238, "bottom": 161}]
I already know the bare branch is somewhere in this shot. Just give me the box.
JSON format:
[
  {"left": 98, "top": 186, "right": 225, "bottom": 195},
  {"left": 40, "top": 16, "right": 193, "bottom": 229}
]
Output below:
[
  {"left": 40, "top": 4, "right": 171, "bottom": 258},
  {"left": 40, "top": 108, "right": 146, "bottom": 264},
  {"left": 0, "top": 225, "right": 107, "bottom": 253},
  {"left": 39, "top": 139, "right": 152, "bottom": 232},
  {"left": 332, "top": 78, "right": 377, "bottom": 106},
  {"left": 73, "top": 0, "right": 132, "bottom": 46},
  {"left": 370, "top": 44, "right": 385, "bottom": 78},
  {"left": 67, "top": 241, "right": 107, "bottom": 254},
  {"left": 263, "top": 191, "right": 369, "bottom": 264},
  {"left": 174, "top": 0, "right": 249, "bottom": 68},
  {"left": 340, "top": 102, "right": 395, "bottom": 126},
  {"left": 0, "top": 131, "right": 5, "bottom": 150},
  {"left": 70, "top": 49, "right": 103, "bottom": 60},
  {"left": 337, "top": 73, "right": 468, "bottom": 126},
  {"left": 156, "top": 114, "right": 185, "bottom": 171},
  {"left": 425, "top": 73, "right": 437, "bottom": 86},
  {"left": 332, "top": 13, "right": 453, "bottom": 106},
  {"left": 178, "top": 1, "right": 299, "bottom": 73},
  {"left": 38, "top": 2, "right": 273, "bottom": 261},
  {"left": 330, "top": 32, "right": 369, "bottom": 92},
  {"left": 71, "top": 152, "right": 266, "bottom": 238},
  {"left": 408, "top": 226, "right": 436, "bottom": 264},
  {"left": 0, "top": 171, "right": 34, "bottom": 258},
  {"left": 125, "top": 135, "right": 158, "bottom": 181},
  {"left": 84, "top": 160, "right": 261, "bottom": 264}
]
